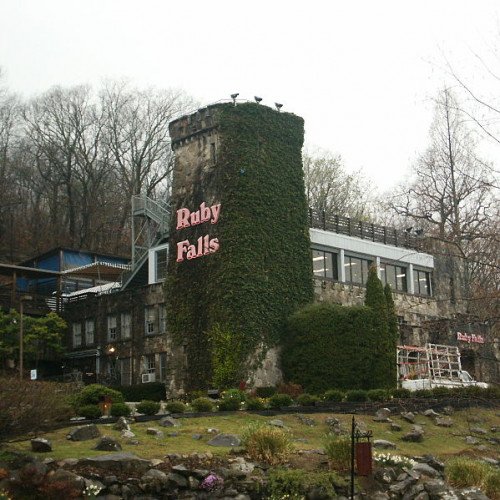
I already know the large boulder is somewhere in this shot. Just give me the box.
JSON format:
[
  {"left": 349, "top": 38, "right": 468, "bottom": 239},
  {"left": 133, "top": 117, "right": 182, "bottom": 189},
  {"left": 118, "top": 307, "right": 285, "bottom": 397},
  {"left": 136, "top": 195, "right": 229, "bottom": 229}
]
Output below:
[
  {"left": 80, "top": 452, "right": 151, "bottom": 473},
  {"left": 94, "top": 436, "right": 122, "bottom": 452},
  {"left": 207, "top": 433, "right": 241, "bottom": 447},
  {"left": 112, "top": 417, "right": 131, "bottom": 431},
  {"left": 159, "top": 416, "right": 181, "bottom": 427},
  {"left": 45, "top": 469, "right": 85, "bottom": 491},
  {"left": 373, "top": 408, "right": 392, "bottom": 422},
  {"left": 66, "top": 424, "right": 101, "bottom": 441},
  {"left": 373, "top": 440, "right": 397, "bottom": 450},
  {"left": 400, "top": 412, "right": 416, "bottom": 423},
  {"left": 31, "top": 438, "right": 52, "bottom": 453},
  {"left": 435, "top": 417, "right": 453, "bottom": 427}
]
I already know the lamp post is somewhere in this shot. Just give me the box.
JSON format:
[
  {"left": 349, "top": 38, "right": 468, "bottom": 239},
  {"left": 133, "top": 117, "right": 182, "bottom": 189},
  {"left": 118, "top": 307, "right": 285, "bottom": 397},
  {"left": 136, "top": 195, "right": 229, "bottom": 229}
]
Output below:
[{"left": 19, "top": 295, "right": 33, "bottom": 381}]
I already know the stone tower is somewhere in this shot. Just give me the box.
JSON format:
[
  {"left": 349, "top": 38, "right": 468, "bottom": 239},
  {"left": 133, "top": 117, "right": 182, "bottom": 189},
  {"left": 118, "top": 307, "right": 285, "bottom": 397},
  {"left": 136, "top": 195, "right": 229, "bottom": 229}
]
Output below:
[{"left": 166, "top": 102, "right": 313, "bottom": 391}]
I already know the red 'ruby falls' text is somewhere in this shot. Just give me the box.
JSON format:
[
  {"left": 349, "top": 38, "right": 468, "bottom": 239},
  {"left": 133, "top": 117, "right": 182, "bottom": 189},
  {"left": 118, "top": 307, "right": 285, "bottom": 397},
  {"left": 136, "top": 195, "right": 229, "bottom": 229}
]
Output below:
[{"left": 176, "top": 202, "right": 221, "bottom": 262}]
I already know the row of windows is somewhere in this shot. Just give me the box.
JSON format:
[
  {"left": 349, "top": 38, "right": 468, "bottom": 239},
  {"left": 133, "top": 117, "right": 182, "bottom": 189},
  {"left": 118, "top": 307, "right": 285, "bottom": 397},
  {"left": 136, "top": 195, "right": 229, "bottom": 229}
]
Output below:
[
  {"left": 72, "top": 306, "right": 166, "bottom": 348},
  {"left": 108, "top": 353, "right": 168, "bottom": 385},
  {"left": 312, "top": 249, "right": 431, "bottom": 296}
]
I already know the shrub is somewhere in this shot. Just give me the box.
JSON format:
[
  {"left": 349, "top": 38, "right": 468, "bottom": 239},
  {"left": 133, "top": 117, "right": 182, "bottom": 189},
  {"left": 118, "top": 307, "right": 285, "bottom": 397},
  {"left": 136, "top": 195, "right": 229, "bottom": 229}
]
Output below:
[
  {"left": 246, "top": 397, "right": 267, "bottom": 410},
  {"left": 73, "top": 384, "right": 124, "bottom": 407},
  {"left": 367, "top": 389, "right": 389, "bottom": 402},
  {"left": 242, "top": 423, "right": 292, "bottom": 464},
  {"left": 113, "top": 382, "right": 165, "bottom": 402},
  {"left": 269, "top": 393, "right": 293, "bottom": 408},
  {"left": 0, "top": 378, "right": 76, "bottom": 439},
  {"left": 446, "top": 457, "right": 499, "bottom": 497},
  {"left": 345, "top": 389, "right": 368, "bottom": 402},
  {"left": 190, "top": 397, "right": 213, "bottom": 412},
  {"left": 218, "top": 398, "right": 241, "bottom": 411},
  {"left": 187, "top": 390, "right": 206, "bottom": 402},
  {"left": 324, "top": 434, "right": 351, "bottom": 472},
  {"left": 323, "top": 389, "right": 345, "bottom": 402},
  {"left": 77, "top": 404, "right": 103, "bottom": 420},
  {"left": 136, "top": 400, "right": 161, "bottom": 415},
  {"left": 266, "top": 468, "right": 346, "bottom": 499},
  {"left": 165, "top": 401, "right": 186, "bottom": 414},
  {"left": 277, "top": 382, "right": 303, "bottom": 398},
  {"left": 221, "top": 388, "right": 247, "bottom": 402},
  {"left": 255, "top": 386, "right": 276, "bottom": 398},
  {"left": 413, "top": 389, "right": 433, "bottom": 399},
  {"left": 110, "top": 402, "right": 131, "bottom": 417},
  {"left": 297, "top": 393, "right": 319, "bottom": 406},
  {"left": 391, "top": 388, "right": 411, "bottom": 399},
  {"left": 431, "top": 387, "right": 453, "bottom": 397}
]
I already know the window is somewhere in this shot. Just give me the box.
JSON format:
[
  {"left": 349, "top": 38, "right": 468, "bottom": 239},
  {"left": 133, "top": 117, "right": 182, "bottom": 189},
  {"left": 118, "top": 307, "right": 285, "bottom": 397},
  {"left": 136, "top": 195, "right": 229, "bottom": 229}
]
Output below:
[
  {"left": 145, "top": 307, "right": 156, "bottom": 335},
  {"left": 119, "top": 358, "right": 131, "bottom": 386},
  {"left": 380, "top": 263, "right": 407, "bottom": 292},
  {"left": 159, "top": 305, "right": 167, "bottom": 334},
  {"left": 72, "top": 323, "right": 82, "bottom": 347},
  {"left": 344, "top": 255, "right": 371, "bottom": 284},
  {"left": 312, "top": 249, "right": 338, "bottom": 280},
  {"left": 155, "top": 248, "right": 168, "bottom": 282},
  {"left": 85, "top": 319, "right": 95, "bottom": 345},
  {"left": 413, "top": 269, "right": 431, "bottom": 296},
  {"left": 107, "top": 315, "right": 117, "bottom": 341},
  {"left": 121, "top": 312, "right": 131, "bottom": 339},
  {"left": 143, "top": 354, "right": 155, "bottom": 374},
  {"left": 159, "top": 352, "right": 167, "bottom": 382}
]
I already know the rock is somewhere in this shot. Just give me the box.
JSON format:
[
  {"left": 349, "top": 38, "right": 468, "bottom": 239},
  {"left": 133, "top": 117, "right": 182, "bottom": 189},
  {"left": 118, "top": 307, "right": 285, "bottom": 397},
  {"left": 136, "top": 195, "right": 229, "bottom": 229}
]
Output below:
[
  {"left": 31, "top": 438, "right": 52, "bottom": 452},
  {"left": 83, "top": 478, "right": 104, "bottom": 496},
  {"left": 413, "top": 493, "right": 429, "bottom": 500},
  {"left": 230, "top": 460, "right": 255, "bottom": 475},
  {"left": 442, "top": 406, "right": 454, "bottom": 415},
  {"left": 146, "top": 427, "right": 164, "bottom": 438},
  {"left": 112, "top": 417, "right": 131, "bottom": 431},
  {"left": 370, "top": 492, "right": 390, "bottom": 500},
  {"left": 491, "top": 426, "right": 498, "bottom": 433},
  {"left": 66, "top": 424, "right": 101, "bottom": 441},
  {"left": 207, "top": 427, "right": 220, "bottom": 434},
  {"left": 465, "top": 436, "right": 480, "bottom": 445},
  {"left": 171, "top": 464, "right": 189, "bottom": 476},
  {"left": 391, "top": 423, "right": 402, "bottom": 432},
  {"left": 467, "top": 416, "right": 484, "bottom": 424},
  {"left": 374, "top": 467, "right": 397, "bottom": 484},
  {"left": 168, "top": 432, "right": 179, "bottom": 437},
  {"left": 80, "top": 452, "right": 151, "bottom": 473},
  {"left": 402, "top": 430, "right": 424, "bottom": 442},
  {"left": 94, "top": 436, "right": 122, "bottom": 452},
  {"left": 57, "top": 458, "right": 79, "bottom": 467},
  {"left": 424, "top": 409, "right": 440, "bottom": 418},
  {"left": 374, "top": 439, "right": 397, "bottom": 449},
  {"left": 121, "top": 429, "right": 135, "bottom": 439},
  {"left": 192, "top": 434, "right": 202, "bottom": 440},
  {"left": 325, "top": 416, "right": 340, "bottom": 426},
  {"left": 470, "top": 427, "right": 488, "bottom": 435},
  {"left": 268, "top": 419, "right": 285, "bottom": 427},
  {"left": 141, "top": 468, "right": 169, "bottom": 492},
  {"left": 401, "top": 411, "right": 416, "bottom": 423},
  {"left": 403, "top": 483, "right": 425, "bottom": 500},
  {"left": 159, "top": 416, "right": 180, "bottom": 427},
  {"left": 167, "top": 472, "right": 188, "bottom": 488},
  {"left": 459, "top": 488, "right": 489, "bottom": 499},
  {"left": 208, "top": 433, "right": 241, "bottom": 447},
  {"left": 389, "top": 477, "right": 417, "bottom": 495},
  {"left": 103, "top": 475, "right": 118, "bottom": 486},
  {"left": 412, "top": 463, "right": 440, "bottom": 478},
  {"left": 423, "top": 479, "right": 447, "bottom": 496},
  {"left": 374, "top": 408, "right": 392, "bottom": 422},
  {"left": 435, "top": 417, "right": 453, "bottom": 427},
  {"left": 296, "top": 414, "right": 315, "bottom": 426},
  {"left": 481, "top": 457, "right": 499, "bottom": 466},
  {"left": 126, "top": 439, "right": 140, "bottom": 445},
  {"left": 45, "top": 469, "right": 85, "bottom": 491}
]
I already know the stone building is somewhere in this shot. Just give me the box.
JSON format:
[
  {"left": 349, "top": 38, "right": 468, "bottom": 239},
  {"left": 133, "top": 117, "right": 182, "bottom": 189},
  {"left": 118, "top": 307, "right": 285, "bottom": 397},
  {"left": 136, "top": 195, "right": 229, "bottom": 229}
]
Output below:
[{"left": 57, "top": 102, "right": 497, "bottom": 392}]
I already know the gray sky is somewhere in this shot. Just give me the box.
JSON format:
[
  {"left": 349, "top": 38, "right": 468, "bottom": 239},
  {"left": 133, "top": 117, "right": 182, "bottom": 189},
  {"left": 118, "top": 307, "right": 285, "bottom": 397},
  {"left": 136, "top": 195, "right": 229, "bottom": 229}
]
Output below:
[{"left": 1, "top": 0, "right": 499, "bottom": 191}]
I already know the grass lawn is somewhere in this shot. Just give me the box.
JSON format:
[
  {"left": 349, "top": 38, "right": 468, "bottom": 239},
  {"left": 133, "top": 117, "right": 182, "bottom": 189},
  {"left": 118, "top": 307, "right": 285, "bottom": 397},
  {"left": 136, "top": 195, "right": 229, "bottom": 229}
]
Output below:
[{"left": 4, "top": 408, "right": 499, "bottom": 463}]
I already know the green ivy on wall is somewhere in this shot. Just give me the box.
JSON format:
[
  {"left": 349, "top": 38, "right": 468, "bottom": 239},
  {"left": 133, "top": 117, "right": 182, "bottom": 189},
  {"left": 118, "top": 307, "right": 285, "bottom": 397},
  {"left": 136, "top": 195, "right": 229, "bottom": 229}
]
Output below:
[{"left": 166, "top": 103, "right": 313, "bottom": 390}]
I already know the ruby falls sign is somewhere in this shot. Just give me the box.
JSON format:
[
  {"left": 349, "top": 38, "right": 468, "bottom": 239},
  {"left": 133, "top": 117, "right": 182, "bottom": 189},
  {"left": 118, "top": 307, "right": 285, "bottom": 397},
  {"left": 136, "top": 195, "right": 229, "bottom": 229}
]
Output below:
[{"left": 176, "top": 202, "right": 221, "bottom": 262}]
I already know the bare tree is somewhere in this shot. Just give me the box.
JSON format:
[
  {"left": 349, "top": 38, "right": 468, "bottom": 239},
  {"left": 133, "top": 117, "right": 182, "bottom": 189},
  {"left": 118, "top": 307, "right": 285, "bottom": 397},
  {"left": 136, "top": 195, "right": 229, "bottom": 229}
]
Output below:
[{"left": 303, "top": 149, "right": 373, "bottom": 220}]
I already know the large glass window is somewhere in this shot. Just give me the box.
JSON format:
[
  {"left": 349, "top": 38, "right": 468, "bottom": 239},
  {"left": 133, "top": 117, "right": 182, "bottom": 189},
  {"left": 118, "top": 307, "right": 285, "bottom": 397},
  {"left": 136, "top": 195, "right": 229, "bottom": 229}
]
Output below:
[
  {"left": 85, "top": 319, "right": 94, "bottom": 345},
  {"left": 72, "top": 323, "right": 82, "bottom": 347},
  {"left": 159, "top": 305, "right": 167, "bottom": 334},
  {"left": 159, "top": 352, "right": 167, "bottom": 382},
  {"left": 312, "top": 249, "right": 338, "bottom": 280},
  {"left": 120, "top": 358, "right": 131, "bottom": 386},
  {"left": 121, "top": 312, "right": 131, "bottom": 339},
  {"left": 145, "top": 307, "right": 156, "bottom": 335},
  {"left": 413, "top": 269, "right": 431, "bottom": 296},
  {"left": 380, "top": 263, "right": 407, "bottom": 292},
  {"left": 344, "top": 255, "right": 371, "bottom": 284},
  {"left": 155, "top": 248, "right": 168, "bottom": 282},
  {"left": 107, "top": 315, "right": 117, "bottom": 341},
  {"left": 143, "top": 354, "right": 156, "bottom": 374}
]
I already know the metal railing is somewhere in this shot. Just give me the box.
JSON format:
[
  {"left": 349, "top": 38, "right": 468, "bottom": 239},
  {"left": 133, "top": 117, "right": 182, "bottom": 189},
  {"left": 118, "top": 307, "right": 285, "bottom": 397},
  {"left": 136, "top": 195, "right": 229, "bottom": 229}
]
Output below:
[{"left": 308, "top": 209, "right": 421, "bottom": 250}]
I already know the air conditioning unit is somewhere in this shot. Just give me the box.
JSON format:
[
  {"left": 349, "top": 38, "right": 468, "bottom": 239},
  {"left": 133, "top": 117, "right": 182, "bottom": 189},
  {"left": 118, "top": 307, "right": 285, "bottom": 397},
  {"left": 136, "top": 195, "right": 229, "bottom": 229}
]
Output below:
[{"left": 141, "top": 373, "right": 156, "bottom": 383}]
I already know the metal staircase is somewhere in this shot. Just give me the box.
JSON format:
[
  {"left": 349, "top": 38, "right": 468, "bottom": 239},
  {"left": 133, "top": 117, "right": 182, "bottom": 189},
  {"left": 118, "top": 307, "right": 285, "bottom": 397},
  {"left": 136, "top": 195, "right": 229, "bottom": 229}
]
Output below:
[{"left": 121, "top": 195, "right": 170, "bottom": 290}]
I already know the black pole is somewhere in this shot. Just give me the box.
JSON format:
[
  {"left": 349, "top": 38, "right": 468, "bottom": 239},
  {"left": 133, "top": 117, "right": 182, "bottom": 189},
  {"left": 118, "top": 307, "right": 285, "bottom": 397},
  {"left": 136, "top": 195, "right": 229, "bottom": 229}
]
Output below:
[{"left": 350, "top": 415, "right": 355, "bottom": 499}]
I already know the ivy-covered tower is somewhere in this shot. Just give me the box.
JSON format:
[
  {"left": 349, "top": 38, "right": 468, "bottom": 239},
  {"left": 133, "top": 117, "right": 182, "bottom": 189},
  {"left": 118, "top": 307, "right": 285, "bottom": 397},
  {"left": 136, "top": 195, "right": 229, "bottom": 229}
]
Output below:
[{"left": 166, "top": 102, "right": 313, "bottom": 391}]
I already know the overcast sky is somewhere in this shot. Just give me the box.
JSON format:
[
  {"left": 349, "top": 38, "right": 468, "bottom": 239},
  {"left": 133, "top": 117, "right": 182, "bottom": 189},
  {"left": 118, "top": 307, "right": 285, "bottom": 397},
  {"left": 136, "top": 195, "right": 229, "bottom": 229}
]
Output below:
[{"left": 1, "top": 0, "right": 499, "bottom": 191}]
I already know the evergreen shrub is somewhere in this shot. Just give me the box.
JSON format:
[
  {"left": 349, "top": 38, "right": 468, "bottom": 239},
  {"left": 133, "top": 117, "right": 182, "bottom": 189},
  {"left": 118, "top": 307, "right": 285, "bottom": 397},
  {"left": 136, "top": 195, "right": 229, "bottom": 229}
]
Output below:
[
  {"left": 277, "top": 382, "right": 303, "bottom": 398},
  {"left": 77, "top": 404, "right": 103, "bottom": 420},
  {"left": 218, "top": 398, "right": 241, "bottom": 411},
  {"left": 413, "top": 389, "right": 433, "bottom": 399},
  {"left": 246, "top": 397, "right": 267, "bottom": 410},
  {"left": 165, "top": 401, "right": 186, "bottom": 414},
  {"left": 242, "top": 424, "right": 292, "bottom": 464},
  {"left": 391, "top": 388, "right": 411, "bottom": 399},
  {"left": 323, "top": 389, "right": 345, "bottom": 402},
  {"left": 136, "top": 400, "right": 161, "bottom": 415},
  {"left": 324, "top": 434, "right": 351, "bottom": 471},
  {"left": 367, "top": 389, "right": 389, "bottom": 402},
  {"left": 114, "top": 382, "right": 165, "bottom": 402},
  {"left": 296, "top": 393, "right": 319, "bottom": 406},
  {"left": 345, "top": 389, "right": 368, "bottom": 402},
  {"left": 269, "top": 393, "right": 293, "bottom": 408},
  {"left": 110, "top": 403, "right": 131, "bottom": 417},
  {"left": 255, "top": 386, "right": 276, "bottom": 398},
  {"left": 191, "top": 397, "right": 213, "bottom": 412},
  {"left": 73, "top": 384, "right": 124, "bottom": 407},
  {"left": 282, "top": 303, "right": 381, "bottom": 393}
]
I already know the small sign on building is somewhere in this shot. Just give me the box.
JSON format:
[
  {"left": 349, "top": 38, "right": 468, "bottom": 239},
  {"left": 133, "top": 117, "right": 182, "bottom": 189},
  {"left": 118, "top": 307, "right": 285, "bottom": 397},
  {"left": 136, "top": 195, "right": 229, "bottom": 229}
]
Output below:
[{"left": 30, "top": 369, "right": 37, "bottom": 380}]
